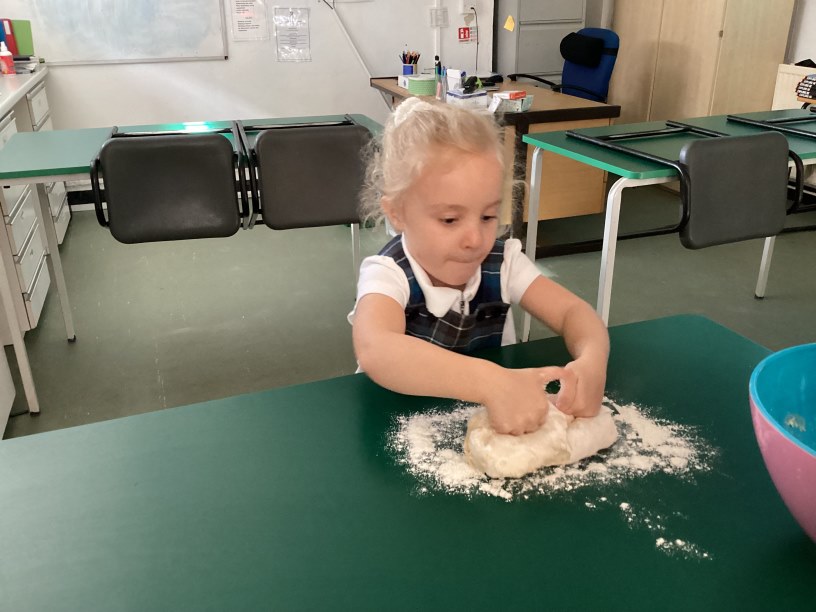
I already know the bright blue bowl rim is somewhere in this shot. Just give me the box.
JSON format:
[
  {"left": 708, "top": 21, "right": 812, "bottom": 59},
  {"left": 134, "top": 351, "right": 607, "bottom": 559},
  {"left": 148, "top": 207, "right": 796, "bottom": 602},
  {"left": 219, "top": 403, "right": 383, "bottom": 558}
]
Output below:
[{"left": 749, "top": 343, "right": 816, "bottom": 457}]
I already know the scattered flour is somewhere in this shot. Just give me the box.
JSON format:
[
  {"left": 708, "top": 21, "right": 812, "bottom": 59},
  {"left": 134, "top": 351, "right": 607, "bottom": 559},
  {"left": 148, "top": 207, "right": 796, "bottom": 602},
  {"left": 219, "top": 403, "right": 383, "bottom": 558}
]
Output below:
[{"left": 389, "top": 397, "right": 717, "bottom": 560}]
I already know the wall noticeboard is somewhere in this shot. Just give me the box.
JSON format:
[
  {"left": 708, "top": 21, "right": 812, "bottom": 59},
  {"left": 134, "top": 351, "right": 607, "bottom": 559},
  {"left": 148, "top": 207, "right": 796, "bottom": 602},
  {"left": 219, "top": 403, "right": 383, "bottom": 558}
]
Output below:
[{"left": 7, "top": 0, "right": 228, "bottom": 65}]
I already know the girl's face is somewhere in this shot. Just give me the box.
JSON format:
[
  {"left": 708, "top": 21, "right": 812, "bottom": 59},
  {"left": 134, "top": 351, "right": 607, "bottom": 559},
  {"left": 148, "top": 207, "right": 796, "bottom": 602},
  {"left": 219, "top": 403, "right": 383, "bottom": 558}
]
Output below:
[{"left": 385, "top": 146, "right": 503, "bottom": 290}]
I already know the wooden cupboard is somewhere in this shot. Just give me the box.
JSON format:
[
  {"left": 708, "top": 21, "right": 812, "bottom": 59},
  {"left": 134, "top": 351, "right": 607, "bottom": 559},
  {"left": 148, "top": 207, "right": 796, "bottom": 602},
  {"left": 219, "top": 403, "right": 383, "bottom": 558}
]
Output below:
[{"left": 607, "top": 0, "right": 795, "bottom": 124}]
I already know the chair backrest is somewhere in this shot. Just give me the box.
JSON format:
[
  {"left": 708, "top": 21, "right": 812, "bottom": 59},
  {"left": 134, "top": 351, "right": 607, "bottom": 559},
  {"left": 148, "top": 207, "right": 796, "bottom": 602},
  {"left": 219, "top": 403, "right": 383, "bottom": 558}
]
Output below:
[
  {"left": 254, "top": 123, "right": 370, "bottom": 229},
  {"left": 560, "top": 27, "right": 619, "bottom": 102},
  {"left": 678, "top": 132, "right": 789, "bottom": 249},
  {"left": 98, "top": 134, "right": 241, "bottom": 243}
]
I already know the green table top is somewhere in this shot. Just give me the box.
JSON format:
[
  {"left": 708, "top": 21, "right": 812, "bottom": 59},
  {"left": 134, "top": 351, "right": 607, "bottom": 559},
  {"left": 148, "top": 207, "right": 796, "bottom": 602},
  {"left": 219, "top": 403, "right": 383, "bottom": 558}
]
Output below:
[
  {"left": 523, "top": 109, "right": 816, "bottom": 179},
  {"left": 0, "top": 114, "right": 381, "bottom": 182},
  {"left": 0, "top": 315, "right": 812, "bottom": 610},
  {"left": 0, "top": 127, "right": 113, "bottom": 180}
]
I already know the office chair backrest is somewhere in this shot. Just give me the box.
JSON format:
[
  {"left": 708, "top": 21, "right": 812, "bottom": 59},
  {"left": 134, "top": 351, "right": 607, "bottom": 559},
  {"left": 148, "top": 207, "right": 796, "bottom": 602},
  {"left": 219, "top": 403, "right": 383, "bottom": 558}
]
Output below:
[
  {"left": 254, "top": 123, "right": 370, "bottom": 229},
  {"left": 98, "top": 134, "right": 241, "bottom": 243},
  {"left": 560, "top": 27, "right": 619, "bottom": 102},
  {"left": 678, "top": 132, "right": 788, "bottom": 249}
]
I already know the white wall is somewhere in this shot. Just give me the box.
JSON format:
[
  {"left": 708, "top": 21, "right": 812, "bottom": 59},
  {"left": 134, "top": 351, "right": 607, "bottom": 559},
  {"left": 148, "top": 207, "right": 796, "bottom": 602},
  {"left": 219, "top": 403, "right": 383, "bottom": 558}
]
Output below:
[
  {"left": 788, "top": 0, "right": 816, "bottom": 63},
  {"left": 38, "top": 0, "right": 494, "bottom": 129}
]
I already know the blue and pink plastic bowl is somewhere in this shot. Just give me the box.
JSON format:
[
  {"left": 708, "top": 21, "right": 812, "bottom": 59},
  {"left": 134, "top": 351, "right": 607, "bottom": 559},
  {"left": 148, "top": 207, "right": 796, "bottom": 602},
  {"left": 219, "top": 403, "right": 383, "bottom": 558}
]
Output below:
[{"left": 750, "top": 343, "right": 816, "bottom": 542}]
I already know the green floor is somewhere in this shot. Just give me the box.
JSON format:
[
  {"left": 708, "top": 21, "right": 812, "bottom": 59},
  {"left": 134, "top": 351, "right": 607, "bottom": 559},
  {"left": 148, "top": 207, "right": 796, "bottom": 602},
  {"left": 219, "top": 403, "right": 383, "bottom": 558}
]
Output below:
[{"left": 4, "top": 188, "right": 815, "bottom": 439}]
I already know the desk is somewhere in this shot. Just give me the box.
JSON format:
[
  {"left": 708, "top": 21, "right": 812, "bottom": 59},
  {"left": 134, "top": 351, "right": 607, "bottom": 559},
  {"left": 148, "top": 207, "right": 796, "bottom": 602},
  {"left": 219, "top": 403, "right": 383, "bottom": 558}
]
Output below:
[
  {"left": 369, "top": 78, "right": 620, "bottom": 236},
  {"left": 522, "top": 109, "right": 816, "bottom": 330},
  {"left": 0, "top": 315, "right": 813, "bottom": 609},
  {"left": 0, "top": 115, "right": 380, "bottom": 420}
]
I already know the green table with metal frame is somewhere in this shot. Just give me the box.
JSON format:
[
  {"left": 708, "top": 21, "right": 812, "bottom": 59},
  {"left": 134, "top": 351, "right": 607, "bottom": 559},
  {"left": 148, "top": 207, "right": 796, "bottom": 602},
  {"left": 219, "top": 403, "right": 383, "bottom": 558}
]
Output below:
[
  {"left": 0, "top": 315, "right": 812, "bottom": 610},
  {"left": 0, "top": 115, "right": 380, "bottom": 416},
  {"left": 521, "top": 109, "right": 816, "bottom": 333}
]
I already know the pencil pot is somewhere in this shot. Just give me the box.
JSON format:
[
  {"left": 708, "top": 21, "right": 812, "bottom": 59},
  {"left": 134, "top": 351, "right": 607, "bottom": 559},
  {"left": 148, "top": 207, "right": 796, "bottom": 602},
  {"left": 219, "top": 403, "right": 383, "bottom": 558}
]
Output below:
[
  {"left": 402, "top": 63, "right": 416, "bottom": 75},
  {"left": 749, "top": 343, "right": 816, "bottom": 542}
]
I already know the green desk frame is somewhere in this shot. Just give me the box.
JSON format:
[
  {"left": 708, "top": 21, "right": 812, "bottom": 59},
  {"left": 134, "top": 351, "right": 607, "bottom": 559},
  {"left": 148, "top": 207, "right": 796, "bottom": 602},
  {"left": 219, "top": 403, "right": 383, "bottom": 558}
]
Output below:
[
  {"left": 0, "top": 115, "right": 381, "bottom": 416},
  {"left": 0, "top": 315, "right": 813, "bottom": 609},
  {"left": 521, "top": 109, "right": 816, "bottom": 332}
]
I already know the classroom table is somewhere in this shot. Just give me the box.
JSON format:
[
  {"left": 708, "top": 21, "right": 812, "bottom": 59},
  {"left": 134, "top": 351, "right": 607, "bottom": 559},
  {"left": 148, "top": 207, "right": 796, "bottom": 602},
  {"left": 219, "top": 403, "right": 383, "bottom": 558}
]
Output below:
[
  {"left": 0, "top": 114, "right": 380, "bottom": 417},
  {"left": 370, "top": 78, "right": 620, "bottom": 235},
  {"left": 521, "top": 109, "right": 816, "bottom": 332},
  {"left": 1, "top": 314, "right": 813, "bottom": 610}
]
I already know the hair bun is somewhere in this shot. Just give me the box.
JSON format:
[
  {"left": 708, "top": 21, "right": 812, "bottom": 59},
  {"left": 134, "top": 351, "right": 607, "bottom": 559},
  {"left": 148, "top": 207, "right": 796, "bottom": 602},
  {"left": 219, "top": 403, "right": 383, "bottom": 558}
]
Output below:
[{"left": 393, "top": 97, "right": 433, "bottom": 127}]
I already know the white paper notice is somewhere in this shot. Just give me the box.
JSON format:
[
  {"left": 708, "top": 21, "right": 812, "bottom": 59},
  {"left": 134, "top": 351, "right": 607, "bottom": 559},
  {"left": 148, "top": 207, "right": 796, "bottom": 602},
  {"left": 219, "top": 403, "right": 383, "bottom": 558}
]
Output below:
[
  {"left": 231, "top": 0, "right": 270, "bottom": 41},
  {"left": 273, "top": 8, "right": 311, "bottom": 62}
]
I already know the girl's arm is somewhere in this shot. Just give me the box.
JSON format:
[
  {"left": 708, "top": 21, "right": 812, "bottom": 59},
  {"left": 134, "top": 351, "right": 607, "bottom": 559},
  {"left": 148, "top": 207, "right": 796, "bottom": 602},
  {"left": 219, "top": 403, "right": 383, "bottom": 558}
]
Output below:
[
  {"left": 353, "top": 293, "right": 563, "bottom": 435},
  {"left": 519, "top": 275, "right": 610, "bottom": 417}
]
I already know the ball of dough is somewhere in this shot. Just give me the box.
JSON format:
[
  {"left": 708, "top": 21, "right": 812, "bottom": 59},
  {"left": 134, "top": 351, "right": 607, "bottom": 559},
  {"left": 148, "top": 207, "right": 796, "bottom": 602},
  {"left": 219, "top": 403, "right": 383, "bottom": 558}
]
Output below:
[{"left": 463, "top": 403, "right": 618, "bottom": 478}]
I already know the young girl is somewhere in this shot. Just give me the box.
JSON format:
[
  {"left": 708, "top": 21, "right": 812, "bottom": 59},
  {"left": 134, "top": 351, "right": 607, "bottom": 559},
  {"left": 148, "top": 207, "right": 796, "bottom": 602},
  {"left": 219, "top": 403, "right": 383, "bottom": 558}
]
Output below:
[{"left": 348, "top": 98, "right": 609, "bottom": 436}]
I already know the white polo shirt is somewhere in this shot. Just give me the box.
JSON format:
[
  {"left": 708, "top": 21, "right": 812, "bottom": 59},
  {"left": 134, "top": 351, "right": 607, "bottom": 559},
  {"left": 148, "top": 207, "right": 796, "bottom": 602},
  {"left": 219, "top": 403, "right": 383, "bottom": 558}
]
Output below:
[{"left": 347, "top": 235, "right": 541, "bottom": 346}]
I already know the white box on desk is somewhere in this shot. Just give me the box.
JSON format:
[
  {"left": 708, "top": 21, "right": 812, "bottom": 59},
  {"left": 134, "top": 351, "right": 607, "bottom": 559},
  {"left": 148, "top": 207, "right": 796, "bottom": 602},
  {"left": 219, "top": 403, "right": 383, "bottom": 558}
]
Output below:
[
  {"left": 398, "top": 75, "right": 411, "bottom": 89},
  {"left": 445, "top": 88, "right": 487, "bottom": 109},
  {"left": 488, "top": 95, "right": 534, "bottom": 113}
]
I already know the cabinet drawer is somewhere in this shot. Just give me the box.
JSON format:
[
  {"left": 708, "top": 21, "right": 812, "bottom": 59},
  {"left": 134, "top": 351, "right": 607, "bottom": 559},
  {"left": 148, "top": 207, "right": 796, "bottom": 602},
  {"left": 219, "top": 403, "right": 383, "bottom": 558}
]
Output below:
[
  {"left": 24, "top": 254, "right": 50, "bottom": 330},
  {"left": 46, "top": 181, "right": 67, "bottom": 217},
  {"left": 26, "top": 84, "right": 50, "bottom": 127},
  {"left": 5, "top": 186, "right": 36, "bottom": 255},
  {"left": 14, "top": 221, "right": 46, "bottom": 291},
  {"left": 34, "top": 114, "right": 53, "bottom": 132},
  {"left": 0, "top": 111, "right": 16, "bottom": 146},
  {"left": 520, "top": 0, "right": 584, "bottom": 22},
  {"left": 1, "top": 184, "right": 27, "bottom": 218},
  {"left": 54, "top": 197, "right": 71, "bottom": 245},
  {"left": 0, "top": 114, "right": 26, "bottom": 214}
]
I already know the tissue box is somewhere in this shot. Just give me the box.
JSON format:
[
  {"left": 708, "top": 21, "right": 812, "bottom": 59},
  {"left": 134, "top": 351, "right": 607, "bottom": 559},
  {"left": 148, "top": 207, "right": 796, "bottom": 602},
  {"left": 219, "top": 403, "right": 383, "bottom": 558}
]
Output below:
[
  {"left": 488, "top": 94, "right": 534, "bottom": 113},
  {"left": 445, "top": 88, "right": 487, "bottom": 109}
]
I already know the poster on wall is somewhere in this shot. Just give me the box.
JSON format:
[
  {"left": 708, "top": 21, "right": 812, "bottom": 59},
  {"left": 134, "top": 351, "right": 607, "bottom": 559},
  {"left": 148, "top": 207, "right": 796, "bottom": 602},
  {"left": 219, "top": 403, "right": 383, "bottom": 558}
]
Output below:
[
  {"left": 273, "top": 7, "right": 311, "bottom": 62},
  {"left": 231, "top": 0, "right": 269, "bottom": 41}
]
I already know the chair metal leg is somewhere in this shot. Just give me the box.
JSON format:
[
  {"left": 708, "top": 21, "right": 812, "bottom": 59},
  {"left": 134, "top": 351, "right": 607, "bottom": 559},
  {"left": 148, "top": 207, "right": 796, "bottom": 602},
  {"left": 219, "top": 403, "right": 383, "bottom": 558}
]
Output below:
[
  {"left": 35, "top": 184, "right": 76, "bottom": 341},
  {"left": 351, "top": 223, "right": 361, "bottom": 285},
  {"left": 521, "top": 148, "right": 544, "bottom": 342},
  {"left": 0, "top": 256, "right": 39, "bottom": 413},
  {"left": 755, "top": 236, "right": 775, "bottom": 299}
]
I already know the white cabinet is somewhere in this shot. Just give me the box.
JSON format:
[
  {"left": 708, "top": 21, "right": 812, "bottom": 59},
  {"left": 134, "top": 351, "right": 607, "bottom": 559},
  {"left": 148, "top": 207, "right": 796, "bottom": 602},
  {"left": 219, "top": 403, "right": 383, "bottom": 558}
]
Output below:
[
  {"left": 496, "top": 0, "right": 586, "bottom": 79},
  {"left": 0, "top": 76, "right": 70, "bottom": 347}
]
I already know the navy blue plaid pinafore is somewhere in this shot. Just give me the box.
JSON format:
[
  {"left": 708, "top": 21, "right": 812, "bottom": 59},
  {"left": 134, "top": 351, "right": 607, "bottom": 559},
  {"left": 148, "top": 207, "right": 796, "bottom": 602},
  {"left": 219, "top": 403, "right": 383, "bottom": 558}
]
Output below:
[{"left": 379, "top": 236, "right": 510, "bottom": 354}]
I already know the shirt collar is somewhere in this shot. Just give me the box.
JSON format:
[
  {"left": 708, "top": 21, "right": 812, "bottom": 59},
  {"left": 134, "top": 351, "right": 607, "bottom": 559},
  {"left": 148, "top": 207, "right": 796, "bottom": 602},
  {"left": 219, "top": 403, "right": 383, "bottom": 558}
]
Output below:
[{"left": 401, "top": 235, "right": 482, "bottom": 317}]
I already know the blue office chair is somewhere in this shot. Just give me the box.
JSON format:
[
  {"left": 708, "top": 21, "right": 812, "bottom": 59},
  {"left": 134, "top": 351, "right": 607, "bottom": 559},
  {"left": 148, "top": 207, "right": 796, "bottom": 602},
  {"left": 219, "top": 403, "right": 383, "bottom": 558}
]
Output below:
[{"left": 508, "top": 28, "right": 619, "bottom": 103}]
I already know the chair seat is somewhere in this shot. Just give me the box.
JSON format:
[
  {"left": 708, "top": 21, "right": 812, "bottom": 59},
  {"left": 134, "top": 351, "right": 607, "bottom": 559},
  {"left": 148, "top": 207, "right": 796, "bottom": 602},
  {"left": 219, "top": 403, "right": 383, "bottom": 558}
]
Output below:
[
  {"left": 679, "top": 132, "right": 789, "bottom": 249},
  {"left": 254, "top": 124, "right": 371, "bottom": 229},
  {"left": 99, "top": 134, "right": 240, "bottom": 244}
]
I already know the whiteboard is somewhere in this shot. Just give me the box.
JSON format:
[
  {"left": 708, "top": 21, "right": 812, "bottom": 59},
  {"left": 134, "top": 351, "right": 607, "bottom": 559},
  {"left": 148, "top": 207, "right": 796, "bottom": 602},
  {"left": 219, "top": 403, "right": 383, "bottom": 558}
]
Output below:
[{"left": 8, "top": 0, "right": 227, "bottom": 65}]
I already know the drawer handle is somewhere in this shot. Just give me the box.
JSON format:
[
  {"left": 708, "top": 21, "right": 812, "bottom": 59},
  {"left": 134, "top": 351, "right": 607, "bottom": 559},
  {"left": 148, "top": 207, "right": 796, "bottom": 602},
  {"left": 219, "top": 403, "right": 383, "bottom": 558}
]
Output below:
[
  {"left": 33, "top": 111, "right": 51, "bottom": 132},
  {"left": 7, "top": 186, "right": 32, "bottom": 223},
  {"left": 13, "top": 220, "right": 39, "bottom": 264},
  {"left": 23, "top": 253, "right": 47, "bottom": 300},
  {"left": 55, "top": 195, "right": 68, "bottom": 219},
  {"left": 27, "top": 82, "right": 46, "bottom": 100}
]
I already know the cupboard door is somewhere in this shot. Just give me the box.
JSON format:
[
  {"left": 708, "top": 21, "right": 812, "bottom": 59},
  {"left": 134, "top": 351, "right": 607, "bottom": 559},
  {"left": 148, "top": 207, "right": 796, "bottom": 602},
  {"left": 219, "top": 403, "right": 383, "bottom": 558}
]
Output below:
[
  {"left": 608, "top": 0, "right": 665, "bottom": 124},
  {"left": 710, "top": 0, "right": 795, "bottom": 115},
  {"left": 649, "top": 0, "right": 727, "bottom": 120}
]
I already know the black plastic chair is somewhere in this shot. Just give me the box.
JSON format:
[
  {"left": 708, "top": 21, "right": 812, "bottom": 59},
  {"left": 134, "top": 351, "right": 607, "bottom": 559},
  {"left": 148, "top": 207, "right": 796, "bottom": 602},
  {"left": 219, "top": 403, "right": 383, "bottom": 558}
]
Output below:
[
  {"left": 509, "top": 28, "right": 619, "bottom": 102},
  {"left": 91, "top": 127, "right": 246, "bottom": 243},
  {"left": 237, "top": 117, "right": 372, "bottom": 275}
]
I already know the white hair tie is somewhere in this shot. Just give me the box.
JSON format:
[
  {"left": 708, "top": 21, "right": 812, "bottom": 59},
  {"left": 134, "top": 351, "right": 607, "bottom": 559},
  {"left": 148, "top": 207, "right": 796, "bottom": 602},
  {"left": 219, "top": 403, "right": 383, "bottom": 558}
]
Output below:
[{"left": 393, "top": 97, "right": 432, "bottom": 127}]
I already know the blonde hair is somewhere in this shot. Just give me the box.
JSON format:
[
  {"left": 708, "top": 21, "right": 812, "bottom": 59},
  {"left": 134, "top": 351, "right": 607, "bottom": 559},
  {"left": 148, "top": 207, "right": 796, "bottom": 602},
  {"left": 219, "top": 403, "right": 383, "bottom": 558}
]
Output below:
[{"left": 360, "top": 98, "right": 506, "bottom": 226}]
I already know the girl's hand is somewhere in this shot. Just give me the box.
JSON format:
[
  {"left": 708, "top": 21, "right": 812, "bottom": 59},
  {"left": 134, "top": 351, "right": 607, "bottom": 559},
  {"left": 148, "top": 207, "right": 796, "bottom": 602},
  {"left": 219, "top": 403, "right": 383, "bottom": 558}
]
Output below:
[
  {"left": 554, "top": 356, "right": 606, "bottom": 418},
  {"left": 483, "top": 366, "right": 567, "bottom": 435}
]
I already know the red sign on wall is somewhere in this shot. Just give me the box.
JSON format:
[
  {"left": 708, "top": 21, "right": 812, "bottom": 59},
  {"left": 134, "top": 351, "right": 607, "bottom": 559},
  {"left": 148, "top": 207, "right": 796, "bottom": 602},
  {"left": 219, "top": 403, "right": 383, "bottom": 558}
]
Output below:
[{"left": 458, "top": 27, "right": 471, "bottom": 42}]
